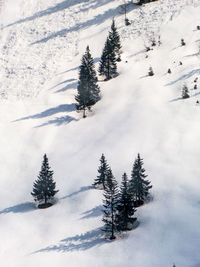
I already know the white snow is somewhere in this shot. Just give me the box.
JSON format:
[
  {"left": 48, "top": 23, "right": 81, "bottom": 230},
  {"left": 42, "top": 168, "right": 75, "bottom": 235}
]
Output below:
[{"left": 0, "top": 0, "right": 200, "bottom": 266}]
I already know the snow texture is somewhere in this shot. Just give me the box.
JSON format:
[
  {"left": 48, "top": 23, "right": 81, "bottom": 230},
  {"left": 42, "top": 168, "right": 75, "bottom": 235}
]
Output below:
[{"left": 0, "top": 0, "right": 200, "bottom": 266}]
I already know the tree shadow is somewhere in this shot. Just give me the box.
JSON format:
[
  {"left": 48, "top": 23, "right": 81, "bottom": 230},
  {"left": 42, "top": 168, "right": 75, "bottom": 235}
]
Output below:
[
  {"left": 31, "top": 4, "right": 139, "bottom": 45},
  {"left": 33, "top": 227, "right": 107, "bottom": 254},
  {"left": 184, "top": 52, "right": 199, "bottom": 58},
  {"left": 169, "top": 97, "right": 183, "bottom": 103},
  {"left": 35, "top": 115, "right": 77, "bottom": 127},
  {"left": 13, "top": 104, "right": 76, "bottom": 122},
  {"left": 0, "top": 202, "right": 36, "bottom": 214},
  {"left": 60, "top": 186, "right": 94, "bottom": 200},
  {"left": 4, "top": 0, "right": 96, "bottom": 28},
  {"left": 55, "top": 81, "right": 77, "bottom": 93},
  {"left": 80, "top": 205, "right": 102, "bottom": 220},
  {"left": 165, "top": 69, "right": 200, "bottom": 86},
  {"left": 58, "top": 66, "right": 79, "bottom": 75},
  {"left": 50, "top": 78, "right": 76, "bottom": 90}
]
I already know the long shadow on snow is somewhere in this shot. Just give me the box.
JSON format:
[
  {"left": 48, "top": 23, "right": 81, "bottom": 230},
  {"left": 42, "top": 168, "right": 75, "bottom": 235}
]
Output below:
[
  {"left": 33, "top": 227, "right": 107, "bottom": 253},
  {"left": 165, "top": 69, "right": 200, "bottom": 86},
  {"left": 55, "top": 81, "right": 78, "bottom": 93},
  {"left": 0, "top": 202, "right": 36, "bottom": 214},
  {"left": 35, "top": 115, "right": 77, "bottom": 127},
  {"left": 80, "top": 205, "right": 102, "bottom": 220},
  {"left": 60, "top": 186, "right": 93, "bottom": 200},
  {"left": 13, "top": 104, "right": 75, "bottom": 122},
  {"left": 170, "top": 92, "right": 200, "bottom": 103},
  {"left": 58, "top": 57, "right": 100, "bottom": 76},
  {"left": 4, "top": 0, "right": 115, "bottom": 29},
  {"left": 49, "top": 78, "right": 76, "bottom": 90},
  {"left": 31, "top": 4, "right": 138, "bottom": 45},
  {"left": 4, "top": 0, "right": 95, "bottom": 28}
]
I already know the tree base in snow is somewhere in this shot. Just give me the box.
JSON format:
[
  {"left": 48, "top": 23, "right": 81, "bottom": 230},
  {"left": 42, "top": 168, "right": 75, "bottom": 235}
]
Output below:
[{"left": 38, "top": 203, "right": 53, "bottom": 209}]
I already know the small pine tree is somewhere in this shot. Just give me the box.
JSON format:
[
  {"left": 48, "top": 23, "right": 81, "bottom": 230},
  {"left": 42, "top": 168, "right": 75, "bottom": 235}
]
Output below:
[
  {"left": 109, "top": 19, "right": 122, "bottom": 61},
  {"left": 129, "top": 154, "right": 152, "bottom": 207},
  {"left": 93, "top": 154, "right": 110, "bottom": 190},
  {"left": 181, "top": 38, "right": 186, "bottom": 46},
  {"left": 31, "top": 154, "right": 58, "bottom": 208},
  {"left": 75, "top": 46, "right": 100, "bottom": 118},
  {"left": 102, "top": 168, "right": 119, "bottom": 240},
  {"left": 99, "top": 37, "right": 117, "bottom": 80},
  {"left": 148, "top": 67, "right": 154, "bottom": 76},
  {"left": 116, "top": 173, "right": 136, "bottom": 231},
  {"left": 182, "top": 84, "right": 190, "bottom": 99}
]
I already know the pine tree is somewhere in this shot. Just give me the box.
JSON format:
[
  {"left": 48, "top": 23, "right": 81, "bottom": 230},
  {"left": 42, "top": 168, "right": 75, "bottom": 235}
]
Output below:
[
  {"left": 99, "top": 37, "right": 117, "bottom": 80},
  {"left": 75, "top": 46, "right": 100, "bottom": 118},
  {"left": 102, "top": 168, "right": 119, "bottom": 240},
  {"left": 31, "top": 154, "right": 58, "bottom": 208},
  {"left": 93, "top": 154, "right": 110, "bottom": 190},
  {"left": 182, "top": 84, "right": 190, "bottom": 99},
  {"left": 116, "top": 173, "right": 136, "bottom": 231},
  {"left": 108, "top": 19, "right": 122, "bottom": 61},
  {"left": 129, "top": 154, "right": 152, "bottom": 207}
]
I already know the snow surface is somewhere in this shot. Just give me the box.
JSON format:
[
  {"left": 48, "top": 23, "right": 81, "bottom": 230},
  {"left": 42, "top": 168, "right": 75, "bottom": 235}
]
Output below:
[{"left": 0, "top": 0, "right": 200, "bottom": 266}]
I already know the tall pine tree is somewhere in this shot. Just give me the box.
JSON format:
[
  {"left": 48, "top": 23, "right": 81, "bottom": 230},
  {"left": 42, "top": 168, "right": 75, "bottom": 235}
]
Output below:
[
  {"left": 75, "top": 46, "right": 100, "bottom": 118},
  {"left": 99, "top": 37, "right": 117, "bottom": 80},
  {"left": 128, "top": 154, "right": 152, "bottom": 207},
  {"left": 109, "top": 19, "right": 122, "bottom": 62},
  {"left": 31, "top": 154, "right": 58, "bottom": 208},
  {"left": 93, "top": 154, "right": 110, "bottom": 190},
  {"left": 102, "top": 168, "right": 119, "bottom": 240},
  {"left": 116, "top": 173, "right": 137, "bottom": 231}
]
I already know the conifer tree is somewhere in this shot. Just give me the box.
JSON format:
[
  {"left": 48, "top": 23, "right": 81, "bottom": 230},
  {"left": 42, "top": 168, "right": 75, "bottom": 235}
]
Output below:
[
  {"left": 75, "top": 46, "right": 100, "bottom": 118},
  {"left": 31, "top": 154, "right": 58, "bottom": 208},
  {"left": 182, "top": 84, "right": 190, "bottom": 99},
  {"left": 99, "top": 37, "right": 117, "bottom": 80},
  {"left": 102, "top": 168, "right": 119, "bottom": 240},
  {"left": 108, "top": 19, "right": 122, "bottom": 61},
  {"left": 129, "top": 154, "right": 152, "bottom": 207},
  {"left": 93, "top": 154, "right": 110, "bottom": 190},
  {"left": 116, "top": 173, "right": 136, "bottom": 231}
]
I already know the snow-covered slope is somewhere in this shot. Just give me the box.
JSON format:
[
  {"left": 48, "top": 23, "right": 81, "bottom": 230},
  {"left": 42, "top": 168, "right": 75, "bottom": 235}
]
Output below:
[{"left": 0, "top": 0, "right": 200, "bottom": 266}]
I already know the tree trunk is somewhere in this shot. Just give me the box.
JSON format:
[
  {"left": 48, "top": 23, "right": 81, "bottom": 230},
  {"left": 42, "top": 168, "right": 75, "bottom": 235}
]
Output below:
[{"left": 83, "top": 107, "right": 86, "bottom": 118}]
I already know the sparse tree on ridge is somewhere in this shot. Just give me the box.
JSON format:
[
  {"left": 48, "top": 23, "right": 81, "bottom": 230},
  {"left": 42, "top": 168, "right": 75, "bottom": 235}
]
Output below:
[
  {"left": 116, "top": 173, "right": 137, "bottom": 231},
  {"left": 75, "top": 46, "right": 100, "bottom": 118},
  {"left": 31, "top": 154, "right": 58, "bottom": 208},
  {"left": 93, "top": 154, "right": 110, "bottom": 190},
  {"left": 109, "top": 19, "right": 122, "bottom": 61},
  {"left": 99, "top": 37, "right": 118, "bottom": 80},
  {"left": 128, "top": 154, "right": 152, "bottom": 207},
  {"left": 102, "top": 168, "right": 119, "bottom": 240}
]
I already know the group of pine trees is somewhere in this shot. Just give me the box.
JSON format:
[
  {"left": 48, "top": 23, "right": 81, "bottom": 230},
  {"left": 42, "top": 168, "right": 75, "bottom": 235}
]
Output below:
[
  {"left": 93, "top": 153, "right": 152, "bottom": 240},
  {"left": 75, "top": 19, "right": 122, "bottom": 118}
]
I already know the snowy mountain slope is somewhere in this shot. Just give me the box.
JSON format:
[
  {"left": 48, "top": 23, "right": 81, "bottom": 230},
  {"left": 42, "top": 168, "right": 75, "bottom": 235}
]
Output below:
[{"left": 0, "top": 0, "right": 200, "bottom": 266}]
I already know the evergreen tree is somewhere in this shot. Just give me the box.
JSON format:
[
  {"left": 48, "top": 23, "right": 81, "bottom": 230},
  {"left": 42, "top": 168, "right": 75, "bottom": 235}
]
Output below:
[
  {"left": 129, "top": 154, "right": 152, "bottom": 207},
  {"left": 93, "top": 154, "right": 110, "bottom": 190},
  {"left": 99, "top": 37, "right": 117, "bottom": 80},
  {"left": 108, "top": 19, "right": 122, "bottom": 61},
  {"left": 116, "top": 173, "right": 136, "bottom": 231},
  {"left": 75, "top": 46, "right": 100, "bottom": 118},
  {"left": 31, "top": 154, "right": 58, "bottom": 208},
  {"left": 102, "top": 168, "right": 119, "bottom": 240},
  {"left": 182, "top": 84, "right": 190, "bottom": 99}
]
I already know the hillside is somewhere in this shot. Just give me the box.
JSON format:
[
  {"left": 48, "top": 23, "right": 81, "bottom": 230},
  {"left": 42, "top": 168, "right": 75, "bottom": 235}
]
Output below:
[{"left": 0, "top": 0, "right": 200, "bottom": 266}]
